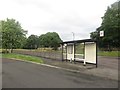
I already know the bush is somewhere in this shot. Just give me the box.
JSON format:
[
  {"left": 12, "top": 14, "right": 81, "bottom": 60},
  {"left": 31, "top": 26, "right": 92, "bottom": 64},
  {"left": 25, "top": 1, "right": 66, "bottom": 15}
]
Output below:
[{"left": 2, "top": 50, "right": 9, "bottom": 53}]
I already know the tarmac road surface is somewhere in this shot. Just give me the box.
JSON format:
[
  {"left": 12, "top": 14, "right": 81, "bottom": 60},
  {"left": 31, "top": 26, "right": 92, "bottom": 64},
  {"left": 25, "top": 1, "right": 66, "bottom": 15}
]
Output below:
[{"left": 2, "top": 58, "right": 118, "bottom": 88}]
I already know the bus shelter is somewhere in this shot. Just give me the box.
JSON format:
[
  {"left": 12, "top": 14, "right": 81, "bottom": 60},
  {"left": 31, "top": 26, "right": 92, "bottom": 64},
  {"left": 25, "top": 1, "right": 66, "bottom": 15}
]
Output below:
[{"left": 61, "top": 39, "right": 98, "bottom": 67}]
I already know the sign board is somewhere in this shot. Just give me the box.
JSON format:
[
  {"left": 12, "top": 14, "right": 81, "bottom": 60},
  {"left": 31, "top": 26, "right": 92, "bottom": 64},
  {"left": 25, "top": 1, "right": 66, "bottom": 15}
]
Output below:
[{"left": 100, "top": 31, "right": 104, "bottom": 37}]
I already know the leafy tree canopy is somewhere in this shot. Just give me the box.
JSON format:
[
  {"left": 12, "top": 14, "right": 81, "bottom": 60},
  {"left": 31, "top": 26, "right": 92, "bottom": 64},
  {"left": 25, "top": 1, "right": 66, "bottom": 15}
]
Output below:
[
  {"left": 23, "top": 34, "right": 39, "bottom": 49},
  {"left": 39, "top": 32, "right": 63, "bottom": 50},
  {"left": 90, "top": 1, "right": 120, "bottom": 50},
  {"left": 1, "top": 18, "right": 27, "bottom": 52}
]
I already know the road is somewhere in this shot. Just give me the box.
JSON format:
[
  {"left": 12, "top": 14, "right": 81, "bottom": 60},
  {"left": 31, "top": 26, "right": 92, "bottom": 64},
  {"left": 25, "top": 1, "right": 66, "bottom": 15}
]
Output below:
[{"left": 2, "top": 58, "right": 118, "bottom": 88}]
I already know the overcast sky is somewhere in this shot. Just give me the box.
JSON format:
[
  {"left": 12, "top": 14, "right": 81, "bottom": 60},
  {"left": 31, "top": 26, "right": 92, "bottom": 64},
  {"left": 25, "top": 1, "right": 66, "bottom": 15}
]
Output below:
[{"left": 0, "top": 0, "right": 116, "bottom": 41}]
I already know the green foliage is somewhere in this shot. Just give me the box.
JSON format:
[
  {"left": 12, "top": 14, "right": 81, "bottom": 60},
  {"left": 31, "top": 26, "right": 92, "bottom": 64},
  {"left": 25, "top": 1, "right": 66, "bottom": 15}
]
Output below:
[
  {"left": 90, "top": 1, "right": 120, "bottom": 50},
  {"left": 2, "top": 53, "right": 43, "bottom": 63},
  {"left": 23, "top": 35, "right": 39, "bottom": 49},
  {"left": 1, "top": 18, "right": 27, "bottom": 52},
  {"left": 39, "top": 32, "right": 63, "bottom": 50},
  {"left": 98, "top": 51, "right": 119, "bottom": 57}
]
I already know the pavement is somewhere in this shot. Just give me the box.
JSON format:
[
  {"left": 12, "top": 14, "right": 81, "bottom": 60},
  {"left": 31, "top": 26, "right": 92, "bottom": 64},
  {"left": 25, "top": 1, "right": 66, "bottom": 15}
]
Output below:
[
  {"left": 2, "top": 58, "right": 118, "bottom": 88},
  {"left": 40, "top": 56, "right": 118, "bottom": 81}
]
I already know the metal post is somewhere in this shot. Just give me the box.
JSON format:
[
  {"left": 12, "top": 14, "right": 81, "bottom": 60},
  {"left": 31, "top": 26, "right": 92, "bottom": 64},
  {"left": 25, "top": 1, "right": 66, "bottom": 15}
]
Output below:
[
  {"left": 83, "top": 42, "right": 86, "bottom": 66},
  {"left": 62, "top": 44, "right": 63, "bottom": 61},
  {"left": 72, "top": 32, "right": 75, "bottom": 41},
  {"left": 74, "top": 43, "right": 76, "bottom": 64},
  {"left": 96, "top": 41, "right": 98, "bottom": 68},
  {"left": 66, "top": 44, "right": 67, "bottom": 62}
]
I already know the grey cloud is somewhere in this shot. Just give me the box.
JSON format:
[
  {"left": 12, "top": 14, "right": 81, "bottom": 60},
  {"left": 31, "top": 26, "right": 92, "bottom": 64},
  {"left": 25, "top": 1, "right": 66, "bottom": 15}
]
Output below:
[
  {"left": 30, "top": 16, "right": 96, "bottom": 41},
  {"left": 12, "top": 0, "right": 51, "bottom": 11},
  {"left": 6, "top": 0, "right": 107, "bottom": 41}
]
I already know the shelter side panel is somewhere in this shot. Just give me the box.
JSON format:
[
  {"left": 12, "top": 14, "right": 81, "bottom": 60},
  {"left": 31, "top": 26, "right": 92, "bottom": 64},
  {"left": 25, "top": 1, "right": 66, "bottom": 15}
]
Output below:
[{"left": 85, "top": 43, "right": 96, "bottom": 64}]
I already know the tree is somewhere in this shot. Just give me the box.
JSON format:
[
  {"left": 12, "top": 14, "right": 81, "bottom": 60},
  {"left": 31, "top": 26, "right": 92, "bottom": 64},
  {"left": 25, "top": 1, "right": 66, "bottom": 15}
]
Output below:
[
  {"left": 39, "top": 34, "right": 47, "bottom": 47},
  {"left": 90, "top": 1, "right": 120, "bottom": 50},
  {"left": 1, "top": 18, "right": 27, "bottom": 53},
  {"left": 39, "top": 32, "right": 62, "bottom": 50},
  {"left": 23, "top": 35, "right": 39, "bottom": 49}
]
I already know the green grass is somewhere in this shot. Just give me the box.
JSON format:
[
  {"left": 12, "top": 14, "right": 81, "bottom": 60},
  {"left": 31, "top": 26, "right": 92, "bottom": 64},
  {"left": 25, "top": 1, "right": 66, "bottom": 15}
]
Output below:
[
  {"left": 98, "top": 51, "right": 119, "bottom": 57},
  {"left": 2, "top": 53, "right": 44, "bottom": 63}
]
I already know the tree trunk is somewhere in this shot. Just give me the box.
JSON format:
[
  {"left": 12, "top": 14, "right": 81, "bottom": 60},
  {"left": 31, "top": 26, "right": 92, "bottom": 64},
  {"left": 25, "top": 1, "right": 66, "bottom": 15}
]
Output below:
[
  {"left": 11, "top": 48, "right": 13, "bottom": 53},
  {"left": 5, "top": 48, "right": 8, "bottom": 53},
  {"left": 9, "top": 48, "right": 13, "bottom": 53}
]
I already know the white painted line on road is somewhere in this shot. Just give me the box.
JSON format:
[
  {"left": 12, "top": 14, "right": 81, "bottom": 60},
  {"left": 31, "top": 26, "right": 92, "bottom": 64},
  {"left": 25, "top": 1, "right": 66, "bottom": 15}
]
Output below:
[
  {"left": 23, "top": 60, "right": 81, "bottom": 73},
  {"left": 7, "top": 58, "right": 81, "bottom": 73},
  {"left": 40, "top": 64, "right": 80, "bottom": 73}
]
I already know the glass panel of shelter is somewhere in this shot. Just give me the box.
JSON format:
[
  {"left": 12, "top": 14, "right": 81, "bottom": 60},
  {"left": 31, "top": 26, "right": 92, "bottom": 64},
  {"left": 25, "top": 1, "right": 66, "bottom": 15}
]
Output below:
[{"left": 75, "top": 43, "right": 85, "bottom": 61}]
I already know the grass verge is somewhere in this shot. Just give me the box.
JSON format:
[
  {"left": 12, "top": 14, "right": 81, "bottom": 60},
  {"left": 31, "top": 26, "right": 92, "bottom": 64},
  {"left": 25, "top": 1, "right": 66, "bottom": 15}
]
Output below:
[
  {"left": 98, "top": 51, "right": 119, "bottom": 57},
  {"left": 2, "top": 53, "right": 43, "bottom": 63}
]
